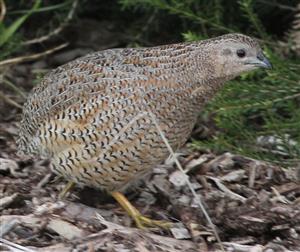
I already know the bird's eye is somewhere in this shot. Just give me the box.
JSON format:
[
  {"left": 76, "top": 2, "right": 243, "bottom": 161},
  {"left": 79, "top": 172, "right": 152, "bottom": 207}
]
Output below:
[{"left": 236, "top": 49, "right": 246, "bottom": 58}]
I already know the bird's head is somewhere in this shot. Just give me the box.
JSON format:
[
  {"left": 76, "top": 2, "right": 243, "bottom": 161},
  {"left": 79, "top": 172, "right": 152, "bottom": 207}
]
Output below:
[{"left": 204, "top": 33, "right": 271, "bottom": 79}]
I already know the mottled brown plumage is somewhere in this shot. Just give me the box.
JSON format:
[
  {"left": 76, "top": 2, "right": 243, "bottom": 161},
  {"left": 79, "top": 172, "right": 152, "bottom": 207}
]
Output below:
[{"left": 18, "top": 33, "right": 270, "bottom": 193}]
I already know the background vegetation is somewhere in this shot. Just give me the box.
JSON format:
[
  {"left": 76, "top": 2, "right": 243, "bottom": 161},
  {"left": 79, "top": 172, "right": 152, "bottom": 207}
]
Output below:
[{"left": 1, "top": 0, "right": 299, "bottom": 166}]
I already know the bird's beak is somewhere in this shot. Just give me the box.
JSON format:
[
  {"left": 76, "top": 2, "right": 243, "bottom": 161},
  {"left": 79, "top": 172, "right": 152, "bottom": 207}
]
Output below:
[{"left": 245, "top": 52, "right": 272, "bottom": 69}]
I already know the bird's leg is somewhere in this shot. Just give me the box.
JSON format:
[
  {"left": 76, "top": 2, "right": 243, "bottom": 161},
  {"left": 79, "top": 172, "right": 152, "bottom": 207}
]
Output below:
[
  {"left": 111, "top": 191, "right": 172, "bottom": 229},
  {"left": 58, "top": 181, "right": 75, "bottom": 199}
]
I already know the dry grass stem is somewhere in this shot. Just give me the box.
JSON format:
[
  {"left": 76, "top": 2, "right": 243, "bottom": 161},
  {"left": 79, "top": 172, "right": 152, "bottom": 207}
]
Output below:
[
  {"left": 2, "top": 77, "right": 26, "bottom": 98},
  {"left": 146, "top": 109, "right": 225, "bottom": 252},
  {"left": 0, "top": 43, "right": 68, "bottom": 67},
  {"left": 22, "top": 0, "right": 78, "bottom": 45},
  {"left": 0, "top": 90, "right": 22, "bottom": 109},
  {"left": 0, "top": 238, "right": 35, "bottom": 252},
  {"left": 0, "top": 0, "right": 6, "bottom": 22}
]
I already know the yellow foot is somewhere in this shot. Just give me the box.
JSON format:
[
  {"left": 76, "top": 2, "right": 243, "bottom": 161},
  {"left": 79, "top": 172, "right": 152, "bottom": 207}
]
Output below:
[
  {"left": 111, "top": 191, "right": 172, "bottom": 229},
  {"left": 58, "top": 181, "right": 75, "bottom": 199},
  {"left": 133, "top": 214, "right": 172, "bottom": 229}
]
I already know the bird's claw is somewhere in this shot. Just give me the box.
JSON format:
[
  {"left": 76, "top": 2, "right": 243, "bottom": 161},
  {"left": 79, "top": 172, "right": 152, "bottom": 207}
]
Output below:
[
  {"left": 133, "top": 214, "right": 173, "bottom": 230},
  {"left": 58, "top": 181, "right": 75, "bottom": 199}
]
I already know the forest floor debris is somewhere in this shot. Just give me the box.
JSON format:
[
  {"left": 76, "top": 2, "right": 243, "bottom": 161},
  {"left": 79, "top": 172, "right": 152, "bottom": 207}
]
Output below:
[{"left": 1, "top": 124, "right": 299, "bottom": 251}]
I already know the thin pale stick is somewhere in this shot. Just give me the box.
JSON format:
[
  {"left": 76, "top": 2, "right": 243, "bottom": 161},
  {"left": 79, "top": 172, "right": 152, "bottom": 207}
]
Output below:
[
  {"left": 0, "top": 0, "right": 6, "bottom": 22},
  {"left": 0, "top": 90, "right": 22, "bottom": 109},
  {"left": 2, "top": 78, "right": 26, "bottom": 99},
  {"left": 0, "top": 43, "right": 68, "bottom": 67},
  {"left": 145, "top": 109, "right": 225, "bottom": 252},
  {"left": 0, "top": 238, "right": 35, "bottom": 252},
  {"left": 22, "top": 0, "right": 78, "bottom": 45}
]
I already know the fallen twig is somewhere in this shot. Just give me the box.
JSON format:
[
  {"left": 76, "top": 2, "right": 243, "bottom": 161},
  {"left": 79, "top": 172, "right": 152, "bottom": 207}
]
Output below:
[
  {"left": 271, "top": 186, "right": 291, "bottom": 204},
  {"left": 0, "top": 90, "right": 23, "bottom": 109},
  {"left": 2, "top": 77, "right": 26, "bottom": 99},
  {"left": 36, "top": 173, "right": 52, "bottom": 188},
  {"left": 0, "top": 0, "right": 6, "bottom": 22},
  {"left": 0, "top": 238, "right": 35, "bottom": 252},
  {"left": 0, "top": 43, "right": 68, "bottom": 67},
  {"left": 22, "top": 0, "right": 78, "bottom": 45},
  {"left": 207, "top": 176, "right": 247, "bottom": 203},
  {"left": 248, "top": 161, "right": 258, "bottom": 188}
]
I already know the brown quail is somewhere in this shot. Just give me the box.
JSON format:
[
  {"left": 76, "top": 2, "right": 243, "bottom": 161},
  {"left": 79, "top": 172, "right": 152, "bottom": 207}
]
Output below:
[{"left": 17, "top": 33, "right": 271, "bottom": 228}]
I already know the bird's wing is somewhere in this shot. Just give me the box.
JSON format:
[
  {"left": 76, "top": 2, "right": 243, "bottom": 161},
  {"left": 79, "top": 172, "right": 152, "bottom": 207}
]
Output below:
[
  {"left": 18, "top": 49, "right": 149, "bottom": 154},
  {"left": 18, "top": 46, "right": 194, "bottom": 155}
]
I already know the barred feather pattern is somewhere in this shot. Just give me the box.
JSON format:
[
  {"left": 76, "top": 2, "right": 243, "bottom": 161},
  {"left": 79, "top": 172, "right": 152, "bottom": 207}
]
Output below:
[{"left": 18, "top": 33, "right": 259, "bottom": 191}]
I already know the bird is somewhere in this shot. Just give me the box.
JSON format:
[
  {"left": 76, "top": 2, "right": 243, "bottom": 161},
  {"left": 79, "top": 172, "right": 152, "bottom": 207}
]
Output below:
[{"left": 17, "top": 33, "right": 271, "bottom": 228}]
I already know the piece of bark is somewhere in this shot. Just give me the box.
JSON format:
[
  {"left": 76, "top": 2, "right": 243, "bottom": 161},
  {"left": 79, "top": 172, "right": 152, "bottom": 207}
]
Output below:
[{"left": 31, "top": 218, "right": 201, "bottom": 252}]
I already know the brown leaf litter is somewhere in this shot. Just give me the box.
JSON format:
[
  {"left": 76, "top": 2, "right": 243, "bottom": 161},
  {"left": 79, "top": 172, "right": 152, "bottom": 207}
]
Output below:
[{"left": 0, "top": 123, "right": 299, "bottom": 251}]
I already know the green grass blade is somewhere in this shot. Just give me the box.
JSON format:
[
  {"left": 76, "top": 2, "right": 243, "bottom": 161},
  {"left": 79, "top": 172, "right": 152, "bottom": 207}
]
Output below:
[{"left": 0, "top": 0, "right": 41, "bottom": 47}]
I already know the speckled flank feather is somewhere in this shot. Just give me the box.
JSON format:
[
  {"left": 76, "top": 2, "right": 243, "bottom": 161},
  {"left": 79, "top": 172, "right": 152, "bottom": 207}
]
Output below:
[{"left": 18, "top": 33, "right": 260, "bottom": 191}]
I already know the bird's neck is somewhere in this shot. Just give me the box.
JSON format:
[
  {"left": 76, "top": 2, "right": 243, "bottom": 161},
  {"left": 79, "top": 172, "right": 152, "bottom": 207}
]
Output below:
[
  {"left": 140, "top": 42, "right": 234, "bottom": 101},
  {"left": 156, "top": 43, "right": 232, "bottom": 96},
  {"left": 162, "top": 43, "right": 237, "bottom": 106}
]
